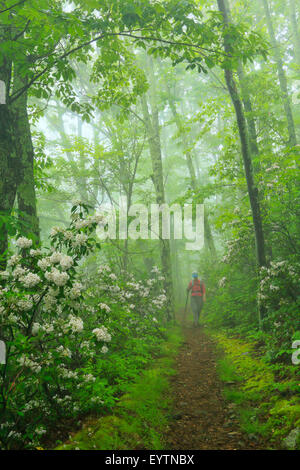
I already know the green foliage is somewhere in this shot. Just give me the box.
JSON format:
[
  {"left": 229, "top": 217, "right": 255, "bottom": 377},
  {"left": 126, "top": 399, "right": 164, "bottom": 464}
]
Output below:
[
  {"left": 214, "top": 333, "right": 300, "bottom": 448},
  {"left": 1, "top": 0, "right": 299, "bottom": 451},
  {"left": 258, "top": 259, "right": 300, "bottom": 362},
  {"left": 0, "top": 204, "right": 169, "bottom": 449},
  {"left": 56, "top": 326, "right": 183, "bottom": 450},
  {"left": 91, "top": 39, "right": 149, "bottom": 112}
]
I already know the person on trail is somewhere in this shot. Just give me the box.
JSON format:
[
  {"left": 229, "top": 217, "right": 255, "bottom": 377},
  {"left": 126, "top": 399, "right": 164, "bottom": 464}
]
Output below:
[{"left": 187, "top": 272, "right": 206, "bottom": 327}]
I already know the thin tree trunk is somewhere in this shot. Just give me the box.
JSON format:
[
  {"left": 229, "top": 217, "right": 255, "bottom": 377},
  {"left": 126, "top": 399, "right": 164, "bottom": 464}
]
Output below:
[
  {"left": 262, "top": 0, "right": 297, "bottom": 147},
  {"left": 217, "top": 0, "right": 267, "bottom": 322},
  {"left": 140, "top": 59, "right": 174, "bottom": 321},
  {"left": 224, "top": 0, "right": 260, "bottom": 163},
  {"left": 167, "top": 88, "right": 217, "bottom": 258},
  {"left": 289, "top": 0, "right": 300, "bottom": 66},
  {"left": 237, "top": 64, "right": 260, "bottom": 160}
]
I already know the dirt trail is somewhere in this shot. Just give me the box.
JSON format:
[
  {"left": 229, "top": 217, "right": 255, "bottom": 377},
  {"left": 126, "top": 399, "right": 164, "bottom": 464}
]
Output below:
[{"left": 164, "top": 323, "right": 261, "bottom": 450}]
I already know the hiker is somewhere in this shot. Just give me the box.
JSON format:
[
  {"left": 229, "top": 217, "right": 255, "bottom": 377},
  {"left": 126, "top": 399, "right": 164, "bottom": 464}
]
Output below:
[{"left": 187, "top": 272, "right": 206, "bottom": 327}]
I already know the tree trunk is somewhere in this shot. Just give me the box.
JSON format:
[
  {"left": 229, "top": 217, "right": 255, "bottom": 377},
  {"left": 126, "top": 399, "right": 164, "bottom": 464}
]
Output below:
[
  {"left": 224, "top": 0, "right": 260, "bottom": 163},
  {"left": 289, "top": 0, "right": 300, "bottom": 66},
  {"left": 0, "top": 28, "right": 17, "bottom": 268},
  {"left": 140, "top": 59, "right": 174, "bottom": 321},
  {"left": 167, "top": 88, "right": 217, "bottom": 258},
  {"left": 13, "top": 75, "right": 40, "bottom": 244},
  {"left": 217, "top": 0, "right": 267, "bottom": 322},
  {"left": 262, "top": 0, "right": 297, "bottom": 147},
  {"left": 0, "top": 105, "right": 18, "bottom": 268},
  {"left": 237, "top": 64, "right": 260, "bottom": 161}
]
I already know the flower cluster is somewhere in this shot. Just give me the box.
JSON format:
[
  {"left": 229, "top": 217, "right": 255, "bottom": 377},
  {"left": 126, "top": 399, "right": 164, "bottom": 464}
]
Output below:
[
  {"left": 21, "top": 272, "right": 41, "bottom": 288},
  {"left": 45, "top": 268, "right": 70, "bottom": 286},
  {"left": 98, "top": 303, "right": 111, "bottom": 313},
  {"left": 66, "top": 315, "right": 84, "bottom": 333},
  {"left": 16, "top": 237, "right": 33, "bottom": 249},
  {"left": 92, "top": 326, "right": 111, "bottom": 342},
  {"left": 258, "top": 259, "right": 300, "bottom": 359},
  {"left": 218, "top": 277, "right": 227, "bottom": 288},
  {"left": 0, "top": 202, "right": 167, "bottom": 450}
]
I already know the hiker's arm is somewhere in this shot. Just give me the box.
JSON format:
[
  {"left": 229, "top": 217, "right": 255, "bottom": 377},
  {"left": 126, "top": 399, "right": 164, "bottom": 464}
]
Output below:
[{"left": 203, "top": 283, "right": 206, "bottom": 302}]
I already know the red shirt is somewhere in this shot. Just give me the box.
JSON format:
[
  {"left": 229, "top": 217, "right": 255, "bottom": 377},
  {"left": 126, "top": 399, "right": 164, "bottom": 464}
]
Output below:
[{"left": 188, "top": 279, "right": 205, "bottom": 296}]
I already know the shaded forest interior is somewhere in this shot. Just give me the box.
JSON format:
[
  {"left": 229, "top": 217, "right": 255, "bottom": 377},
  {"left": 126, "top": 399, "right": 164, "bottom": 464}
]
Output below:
[{"left": 0, "top": 0, "right": 299, "bottom": 451}]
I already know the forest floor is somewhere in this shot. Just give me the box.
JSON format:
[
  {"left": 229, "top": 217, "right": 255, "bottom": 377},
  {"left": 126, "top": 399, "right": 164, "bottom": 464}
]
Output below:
[
  {"left": 52, "top": 317, "right": 280, "bottom": 451},
  {"left": 164, "top": 321, "right": 269, "bottom": 450}
]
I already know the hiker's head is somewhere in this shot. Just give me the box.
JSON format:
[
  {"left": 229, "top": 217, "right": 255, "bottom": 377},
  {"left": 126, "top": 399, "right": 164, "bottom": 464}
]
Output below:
[{"left": 192, "top": 272, "right": 198, "bottom": 279}]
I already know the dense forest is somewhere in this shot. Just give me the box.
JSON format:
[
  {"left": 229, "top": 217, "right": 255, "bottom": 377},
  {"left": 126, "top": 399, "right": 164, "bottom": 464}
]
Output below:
[{"left": 0, "top": 0, "right": 299, "bottom": 452}]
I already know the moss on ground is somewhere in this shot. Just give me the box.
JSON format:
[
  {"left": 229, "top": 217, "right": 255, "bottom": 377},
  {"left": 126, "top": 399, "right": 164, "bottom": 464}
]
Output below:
[
  {"left": 56, "top": 327, "right": 183, "bottom": 450},
  {"left": 212, "top": 331, "right": 300, "bottom": 449}
]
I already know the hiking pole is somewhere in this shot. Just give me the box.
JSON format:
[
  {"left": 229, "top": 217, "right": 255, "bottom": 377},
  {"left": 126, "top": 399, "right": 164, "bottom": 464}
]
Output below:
[{"left": 183, "top": 290, "right": 189, "bottom": 324}]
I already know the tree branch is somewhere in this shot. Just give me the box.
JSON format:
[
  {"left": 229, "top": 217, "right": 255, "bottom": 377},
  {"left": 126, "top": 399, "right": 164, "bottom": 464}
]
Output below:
[
  {"left": 0, "top": 0, "right": 27, "bottom": 14},
  {"left": 9, "top": 29, "right": 227, "bottom": 104}
]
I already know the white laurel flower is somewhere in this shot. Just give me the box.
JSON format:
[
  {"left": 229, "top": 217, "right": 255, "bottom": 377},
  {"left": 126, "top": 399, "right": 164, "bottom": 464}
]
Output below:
[
  {"left": 35, "top": 427, "right": 47, "bottom": 436},
  {"left": 16, "top": 237, "right": 33, "bottom": 249},
  {"left": 218, "top": 277, "right": 227, "bottom": 288},
  {"left": 101, "top": 345, "right": 108, "bottom": 354},
  {"left": 37, "top": 258, "right": 51, "bottom": 271},
  {"left": 98, "top": 303, "right": 111, "bottom": 313},
  {"left": 49, "top": 252, "right": 62, "bottom": 264},
  {"left": 83, "top": 373, "right": 96, "bottom": 382},
  {"left": 43, "top": 323, "right": 54, "bottom": 334},
  {"left": 21, "top": 273, "right": 41, "bottom": 288},
  {"left": 18, "top": 356, "right": 41, "bottom": 373},
  {"left": 65, "top": 282, "right": 83, "bottom": 300},
  {"left": 59, "top": 254, "right": 73, "bottom": 271},
  {"left": 32, "top": 323, "right": 41, "bottom": 335},
  {"left": 0, "top": 270, "right": 10, "bottom": 279},
  {"left": 17, "top": 298, "right": 33, "bottom": 311},
  {"left": 98, "top": 265, "right": 111, "bottom": 274},
  {"left": 72, "top": 199, "right": 82, "bottom": 206},
  {"left": 74, "top": 219, "right": 90, "bottom": 229},
  {"left": 12, "top": 266, "right": 27, "bottom": 279},
  {"left": 92, "top": 214, "right": 104, "bottom": 224},
  {"left": 67, "top": 315, "right": 84, "bottom": 333},
  {"left": 50, "top": 226, "right": 62, "bottom": 237},
  {"left": 56, "top": 345, "right": 72, "bottom": 358},
  {"left": 30, "top": 249, "right": 42, "bottom": 256},
  {"left": 92, "top": 326, "right": 111, "bottom": 342},
  {"left": 151, "top": 266, "right": 160, "bottom": 273},
  {"left": 73, "top": 233, "right": 88, "bottom": 247},
  {"left": 45, "top": 268, "right": 69, "bottom": 286},
  {"left": 7, "top": 254, "right": 21, "bottom": 267},
  {"left": 63, "top": 230, "right": 74, "bottom": 240}
]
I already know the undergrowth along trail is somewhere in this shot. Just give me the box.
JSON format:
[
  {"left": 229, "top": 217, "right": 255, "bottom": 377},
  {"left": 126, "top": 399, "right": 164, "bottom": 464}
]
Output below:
[
  {"left": 55, "top": 317, "right": 298, "bottom": 450},
  {"left": 55, "top": 327, "right": 182, "bottom": 450}
]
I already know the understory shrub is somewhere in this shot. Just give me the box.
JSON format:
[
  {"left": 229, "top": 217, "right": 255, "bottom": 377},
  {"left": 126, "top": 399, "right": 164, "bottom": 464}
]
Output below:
[{"left": 0, "top": 203, "right": 168, "bottom": 449}]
